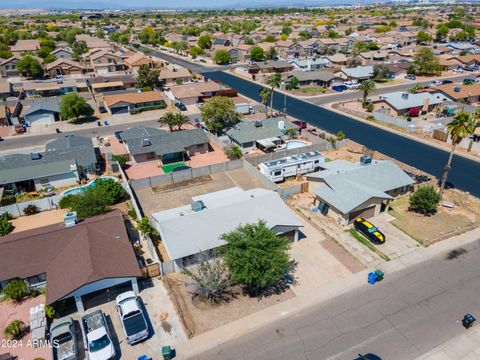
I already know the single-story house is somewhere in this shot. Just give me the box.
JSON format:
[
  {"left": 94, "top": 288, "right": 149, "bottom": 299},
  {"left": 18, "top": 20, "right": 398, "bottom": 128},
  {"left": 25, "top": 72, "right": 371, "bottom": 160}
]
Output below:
[
  {"left": 0, "top": 210, "right": 141, "bottom": 312},
  {"left": 151, "top": 187, "right": 303, "bottom": 270},
  {"left": 307, "top": 159, "right": 414, "bottom": 224},
  {"left": 165, "top": 81, "right": 227, "bottom": 105},
  {"left": 336, "top": 65, "right": 374, "bottom": 81},
  {"left": 22, "top": 79, "right": 78, "bottom": 98},
  {"left": 226, "top": 117, "right": 299, "bottom": 151},
  {"left": 10, "top": 39, "right": 40, "bottom": 55},
  {"left": 326, "top": 53, "right": 348, "bottom": 65},
  {"left": 289, "top": 70, "right": 340, "bottom": 87},
  {"left": 0, "top": 135, "right": 97, "bottom": 192},
  {"left": 433, "top": 83, "right": 480, "bottom": 104},
  {"left": 159, "top": 67, "right": 192, "bottom": 86},
  {"left": 88, "top": 74, "right": 137, "bottom": 90},
  {"left": 103, "top": 91, "right": 165, "bottom": 115},
  {"left": 23, "top": 99, "right": 61, "bottom": 126},
  {"left": 372, "top": 91, "right": 450, "bottom": 117},
  {"left": 119, "top": 126, "right": 209, "bottom": 164},
  {"left": 289, "top": 58, "right": 330, "bottom": 71},
  {"left": 248, "top": 60, "right": 294, "bottom": 75}
]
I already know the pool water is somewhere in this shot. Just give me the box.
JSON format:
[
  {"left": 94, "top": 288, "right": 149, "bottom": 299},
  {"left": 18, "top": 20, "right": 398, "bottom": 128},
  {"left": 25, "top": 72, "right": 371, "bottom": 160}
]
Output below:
[
  {"left": 62, "top": 176, "right": 118, "bottom": 196},
  {"left": 285, "top": 140, "right": 309, "bottom": 150}
]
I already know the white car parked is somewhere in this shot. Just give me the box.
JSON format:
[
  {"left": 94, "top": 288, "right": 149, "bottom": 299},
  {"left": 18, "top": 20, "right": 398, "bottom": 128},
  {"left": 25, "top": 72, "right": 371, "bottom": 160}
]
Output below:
[
  {"left": 428, "top": 80, "right": 443, "bottom": 87},
  {"left": 343, "top": 81, "right": 360, "bottom": 90},
  {"left": 452, "top": 68, "right": 465, "bottom": 73}
]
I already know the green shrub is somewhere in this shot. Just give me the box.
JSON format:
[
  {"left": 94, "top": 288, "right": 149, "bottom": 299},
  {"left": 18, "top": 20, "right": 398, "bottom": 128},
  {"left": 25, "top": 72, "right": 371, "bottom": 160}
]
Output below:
[
  {"left": 2, "top": 279, "right": 29, "bottom": 302},
  {"left": 58, "top": 194, "right": 76, "bottom": 209},
  {"left": 93, "top": 179, "right": 128, "bottom": 205},
  {"left": 4, "top": 320, "right": 25, "bottom": 339},
  {"left": 224, "top": 145, "right": 243, "bottom": 160},
  {"left": 0, "top": 214, "right": 14, "bottom": 237},
  {"left": 409, "top": 185, "right": 440, "bottom": 215},
  {"left": 23, "top": 204, "right": 40, "bottom": 216},
  {"left": 112, "top": 155, "right": 127, "bottom": 168},
  {"left": 45, "top": 305, "right": 56, "bottom": 319},
  {"left": 129, "top": 103, "right": 166, "bottom": 115}
]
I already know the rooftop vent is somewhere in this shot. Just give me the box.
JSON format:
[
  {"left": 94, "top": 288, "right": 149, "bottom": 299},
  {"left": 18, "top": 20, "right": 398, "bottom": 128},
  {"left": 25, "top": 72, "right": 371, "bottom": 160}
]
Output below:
[
  {"left": 401, "top": 93, "right": 409, "bottom": 99},
  {"left": 142, "top": 138, "right": 151, "bottom": 147},
  {"left": 360, "top": 155, "right": 372, "bottom": 166},
  {"left": 254, "top": 120, "right": 263, "bottom": 128},
  {"left": 453, "top": 86, "right": 461, "bottom": 92},
  {"left": 30, "top": 152, "right": 41, "bottom": 160},
  {"left": 64, "top": 211, "right": 77, "bottom": 228},
  {"left": 191, "top": 200, "right": 205, "bottom": 212}
]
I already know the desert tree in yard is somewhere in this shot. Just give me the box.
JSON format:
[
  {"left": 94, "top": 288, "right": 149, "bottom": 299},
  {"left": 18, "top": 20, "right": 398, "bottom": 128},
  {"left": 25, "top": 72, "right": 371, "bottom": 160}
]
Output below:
[
  {"left": 200, "top": 96, "right": 242, "bottom": 135},
  {"left": 158, "top": 112, "right": 177, "bottom": 132},
  {"left": 220, "top": 220, "right": 295, "bottom": 296},
  {"left": 59, "top": 93, "right": 94, "bottom": 122},
  {"left": 439, "top": 111, "right": 479, "bottom": 197},
  {"left": 265, "top": 73, "right": 282, "bottom": 117},
  {"left": 182, "top": 254, "right": 233, "bottom": 304},
  {"left": 358, "top": 80, "right": 376, "bottom": 108},
  {"left": 409, "top": 185, "right": 441, "bottom": 215},
  {"left": 224, "top": 144, "right": 243, "bottom": 160},
  {"left": 259, "top": 87, "right": 270, "bottom": 117}
]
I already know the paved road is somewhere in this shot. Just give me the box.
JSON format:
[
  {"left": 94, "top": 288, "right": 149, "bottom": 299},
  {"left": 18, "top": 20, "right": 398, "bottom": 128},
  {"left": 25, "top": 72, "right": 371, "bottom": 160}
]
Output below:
[
  {"left": 308, "top": 73, "right": 478, "bottom": 105},
  {"left": 203, "top": 71, "right": 480, "bottom": 197},
  {"left": 194, "top": 240, "right": 480, "bottom": 360}
]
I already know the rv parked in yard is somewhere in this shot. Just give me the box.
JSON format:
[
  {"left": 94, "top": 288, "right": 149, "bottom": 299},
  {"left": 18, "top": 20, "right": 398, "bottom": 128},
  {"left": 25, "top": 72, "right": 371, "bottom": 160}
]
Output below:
[
  {"left": 81, "top": 310, "right": 116, "bottom": 360},
  {"left": 259, "top": 151, "right": 325, "bottom": 182},
  {"left": 235, "top": 103, "right": 254, "bottom": 114},
  {"left": 115, "top": 291, "right": 149, "bottom": 345},
  {"left": 50, "top": 316, "right": 78, "bottom": 360}
]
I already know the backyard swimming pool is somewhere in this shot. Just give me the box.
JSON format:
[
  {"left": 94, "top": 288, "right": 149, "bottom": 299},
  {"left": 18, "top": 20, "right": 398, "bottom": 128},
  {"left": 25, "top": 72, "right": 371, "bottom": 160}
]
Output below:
[
  {"left": 285, "top": 140, "right": 309, "bottom": 150},
  {"left": 61, "top": 176, "right": 118, "bottom": 196}
]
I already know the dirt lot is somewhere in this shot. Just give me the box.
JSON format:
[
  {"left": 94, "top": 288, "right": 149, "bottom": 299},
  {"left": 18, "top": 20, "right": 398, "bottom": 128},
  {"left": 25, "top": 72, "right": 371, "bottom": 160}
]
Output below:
[
  {"left": 136, "top": 168, "right": 269, "bottom": 216},
  {"left": 388, "top": 190, "right": 480, "bottom": 245},
  {"left": 164, "top": 274, "right": 295, "bottom": 336}
]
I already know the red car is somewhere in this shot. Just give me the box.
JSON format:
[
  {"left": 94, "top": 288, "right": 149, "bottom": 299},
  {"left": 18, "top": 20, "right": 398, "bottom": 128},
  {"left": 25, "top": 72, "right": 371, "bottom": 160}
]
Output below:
[{"left": 292, "top": 120, "right": 307, "bottom": 129}]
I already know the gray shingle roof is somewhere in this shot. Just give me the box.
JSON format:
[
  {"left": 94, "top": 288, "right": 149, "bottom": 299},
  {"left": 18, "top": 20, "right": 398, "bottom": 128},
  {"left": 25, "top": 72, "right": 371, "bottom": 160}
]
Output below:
[
  {"left": 24, "top": 99, "right": 60, "bottom": 116},
  {"left": 340, "top": 65, "right": 374, "bottom": 79},
  {"left": 124, "top": 127, "right": 208, "bottom": 156},
  {"left": 118, "top": 126, "right": 165, "bottom": 141},
  {"left": 152, "top": 188, "right": 303, "bottom": 260},
  {"left": 310, "top": 160, "right": 414, "bottom": 214},
  {"left": 291, "top": 70, "right": 337, "bottom": 82},
  {"left": 227, "top": 118, "right": 298, "bottom": 145},
  {"left": 379, "top": 91, "right": 449, "bottom": 111}
]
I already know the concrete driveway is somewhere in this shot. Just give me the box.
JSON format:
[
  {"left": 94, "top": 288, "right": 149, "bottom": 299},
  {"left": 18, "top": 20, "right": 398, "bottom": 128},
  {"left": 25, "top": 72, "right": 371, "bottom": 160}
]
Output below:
[{"left": 369, "top": 212, "right": 420, "bottom": 259}]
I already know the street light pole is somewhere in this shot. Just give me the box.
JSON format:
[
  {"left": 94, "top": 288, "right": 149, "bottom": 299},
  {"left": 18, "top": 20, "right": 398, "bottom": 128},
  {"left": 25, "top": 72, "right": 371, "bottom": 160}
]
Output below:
[{"left": 281, "top": 81, "right": 287, "bottom": 118}]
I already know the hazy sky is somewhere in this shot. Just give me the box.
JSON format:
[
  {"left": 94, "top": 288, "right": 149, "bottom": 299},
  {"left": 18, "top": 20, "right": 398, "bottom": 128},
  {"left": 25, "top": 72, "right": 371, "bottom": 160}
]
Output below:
[{"left": 0, "top": 0, "right": 348, "bottom": 10}]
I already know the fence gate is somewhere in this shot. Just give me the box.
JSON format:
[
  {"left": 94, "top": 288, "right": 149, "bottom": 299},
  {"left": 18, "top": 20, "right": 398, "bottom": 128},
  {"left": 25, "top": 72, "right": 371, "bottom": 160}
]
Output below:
[{"left": 160, "top": 260, "right": 176, "bottom": 275}]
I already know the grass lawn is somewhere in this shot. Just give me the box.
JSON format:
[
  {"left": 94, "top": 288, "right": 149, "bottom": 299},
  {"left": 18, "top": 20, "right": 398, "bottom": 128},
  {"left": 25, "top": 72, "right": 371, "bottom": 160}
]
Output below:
[
  {"left": 388, "top": 192, "right": 480, "bottom": 245},
  {"left": 348, "top": 228, "right": 390, "bottom": 261},
  {"left": 161, "top": 162, "right": 189, "bottom": 173},
  {"left": 294, "top": 87, "right": 328, "bottom": 94}
]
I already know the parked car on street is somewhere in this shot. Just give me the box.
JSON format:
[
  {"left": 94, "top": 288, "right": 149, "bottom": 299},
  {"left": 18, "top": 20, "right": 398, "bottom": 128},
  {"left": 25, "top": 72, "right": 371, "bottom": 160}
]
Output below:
[
  {"left": 429, "top": 80, "right": 443, "bottom": 87},
  {"left": 116, "top": 291, "right": 149, "bottom": 345},
  {"left": 292, "top": 120, "right": 307, "bottom": 129},
  {"left": 50, "top": 316, "right": 78, "bottom": 360},
  {"left": 405, "top": 74, "right": 416, "bottom": 80},
  {"left": 453, "top": 67, "right": 465, "bottom": 73},
  {"left": 332, "top": 85, "right": 347, "bottom": 92},
  {"left": 343, "top": 81, "right": 359, "bottom": 89},
  {"left": 441, "top": 79, "right": 453, "bottom": 84},
  {"left": 354, "top": 217, "right": 385, "bottom": 244}
]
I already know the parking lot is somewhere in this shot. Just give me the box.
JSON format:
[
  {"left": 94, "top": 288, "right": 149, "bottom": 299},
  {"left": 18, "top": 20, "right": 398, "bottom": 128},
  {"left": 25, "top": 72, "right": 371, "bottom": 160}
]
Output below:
[{"left": 70, "top": 278, "right": 186, "bottom": 359}]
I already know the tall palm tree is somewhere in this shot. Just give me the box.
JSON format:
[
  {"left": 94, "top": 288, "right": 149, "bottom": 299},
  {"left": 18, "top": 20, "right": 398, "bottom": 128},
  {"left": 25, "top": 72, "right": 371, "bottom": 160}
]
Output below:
[
  {"left": 265, "top": 73, "right": 282, "bottom": 117},
  {"left": 439, "top": 111, "right": 479, "bottom": 197},
  {"left": 173, "top": 113, "right": 190, "bottom": 131},
  {"left": 358, "top": 80, "right": 376, "bottom": 107},
  {"left": 158, "top": 112, "right": 177, "bottom": 132},
  {"left": 259, "top": 87, "right": 270, "bottom": 118}
]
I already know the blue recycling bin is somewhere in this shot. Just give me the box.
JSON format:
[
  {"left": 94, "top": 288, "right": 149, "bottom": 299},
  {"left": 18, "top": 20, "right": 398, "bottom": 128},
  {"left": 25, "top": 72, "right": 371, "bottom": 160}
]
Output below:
[
  {"left": 138, "top": 356, "right": 149, "bottom": 360},
  {"left": 368, "top": 272, "right": 378, "bottom": 285},
  {"left": 104, "top": 120, "right": 109, "bottom": 126}
]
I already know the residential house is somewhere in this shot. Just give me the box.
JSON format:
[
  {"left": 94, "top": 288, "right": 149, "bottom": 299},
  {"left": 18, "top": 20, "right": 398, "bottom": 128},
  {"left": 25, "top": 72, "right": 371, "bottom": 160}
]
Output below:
[
  {"left": 10, "top": 39, "right": 40, "bottom": 55},
  {"left": 23, "top": 99, "right": 61, "bottom": 126},
  {"left": 289, "top": 58, "right": 330, "bottom": 71},
  {"left": 248, "top": 60, "right": 294, "bottom": 75},
  {"left": 235, "top": 44, "right": 253, "bottom": 62},
  {"left": 45, "top": 59, "right": 86, "bottom": 77},
  {"left": 118, "top": 126, "right": 209, "bottom": 164},
  {"left": 289, "top": 70, "right": 340, "bottom": 87},
  {"left": 75, "top": 34, "right": 111, "bottom": 50},
  {"left": 0, "top": 135, "right": 97, "bottom": 192},
  {"left": 22, "top": 79, "right": 78, "bottom": 97},
  {"left": 158, "top": 67, "right": 192, "bottom": 86},
  {"left": 212, "top": 38, "right": 231, "bottom": 47},
  {"left": 165, "top": 81, "right": 228, "bottom": 105},
  {"left": 326, "top": 53, "right": 348, "bottom": 66},
  {"left": 123, "top": 53, "right": 157, "bottom": 73},
  {"left": 307, "top": 159, "right": 414, "bottom": 224},
  {"left": 88, "top": 74, "right": 137, "bottom": 91},
  {"left": 0, "top": 210, "right": 141, "bottom": 312},
  {"left": 151, "top": 187, "right": 303, "bottom": 270},
  {"left": 373, "top": 91, "right": 449, "bottom": 117},
  {"left": 211, "top": 46, "right": 240, "bottom": 62},
  {"left": 89, "top": 51, "right": 125, "bottom": 74},
  {"left": 226, "top": 117, "right": 299, "bottom": 152},
  {"left": 103, "top": 91, "right": 165, "bottom": 115},
  {"left": 433, "top": 83, "right": 480, "bottom": 104},
  {"left": 50, "top": 47, "right": 73, "bottom": 60},
  {"left": 0, "top": 56, "right": 20, "bottom": 77},
  {"left": 336, "top": 65, "right": 374, "bottom": 81}
]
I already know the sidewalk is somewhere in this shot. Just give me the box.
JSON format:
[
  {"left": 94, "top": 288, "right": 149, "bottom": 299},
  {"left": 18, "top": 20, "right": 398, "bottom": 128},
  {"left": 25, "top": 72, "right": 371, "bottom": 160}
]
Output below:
[{"left": 174, "top": 226, "right": 480, "bottom": 359}]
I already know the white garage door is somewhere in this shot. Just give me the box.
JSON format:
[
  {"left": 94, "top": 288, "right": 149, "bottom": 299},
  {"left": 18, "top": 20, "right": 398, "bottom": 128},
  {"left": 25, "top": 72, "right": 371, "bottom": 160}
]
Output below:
[{"left": 29, "top": 113, "right": 55, "bottom": 126}]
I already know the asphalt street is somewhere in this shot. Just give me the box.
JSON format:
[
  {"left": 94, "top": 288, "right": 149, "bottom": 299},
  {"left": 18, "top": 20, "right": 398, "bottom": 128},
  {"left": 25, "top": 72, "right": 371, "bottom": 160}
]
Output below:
[
  {"left": 203, "top": 71, "right": 480, "bottom": 198},
  {"left": 193, "top": 240, "right": 480, "bottom": 360}
]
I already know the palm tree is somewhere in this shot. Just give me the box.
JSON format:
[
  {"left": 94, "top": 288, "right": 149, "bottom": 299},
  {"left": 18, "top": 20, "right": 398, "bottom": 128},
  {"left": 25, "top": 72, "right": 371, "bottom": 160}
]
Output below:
[
  {"left": 265, "top": 73, "right": 281, "bottom": 117},
  {"left": 439, "top": 111, "right": 479, "bottom": 197},
  {"left": 259, "top": 87, "right": 270, "bottom": 117},
  {"left": 158, "top": 112, "right": 177, "bottom": 132},
  {"left": 173, "top": 113, "right": 190, "bottom": 131},
  {"left": 358, "top": 80, "right": 376, "bottom": 107}
]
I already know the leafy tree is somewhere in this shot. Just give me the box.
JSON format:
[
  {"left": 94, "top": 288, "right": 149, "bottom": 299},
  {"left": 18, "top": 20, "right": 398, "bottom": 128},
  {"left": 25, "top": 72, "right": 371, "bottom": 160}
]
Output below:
[
  {"left": 358, "top": 80, "right": 376, "bottom": 107},
  {"left": 220, "top": 220, "right": 293, "bottom": 295},
  {"left": 414, "top": 47, "right": 441, "bottom": 76},
  {"left": 197, "top": 35, "right": 212, "bottom": 50},
  {"left": 373, "top": 64, "right": 390, "bottom": 81},
  {"left": 112, "top": 155, "right": 127, "bottom": 168},
  {"left": 95, "top": 28, "right": 105, "bottom": 39},
  {"left": 439, "top": 111, "right": 479, "bottom": 196},
  {"left": 299, "top": 30, "right": 312, "bottom": 40},
  {"left": 136, "top": 217, "right": 158, "bottom": 238},
  {"left": 189, "top": 46, "right": 204, "bottom": 58},
  {"left": 408, "top": 83, "right": 424, "bottom": 94},
  {"left": 201, "top": 96, "right": 242, "bottom": 135},
  {"left": 2, "top": 279, "right": 29, "bottom": 302},
  {"left": 183, "top": 254, "right": 232, "bottom": 304},
  {"left": 436, "top": 24, "right": 449, "bottom": 41},
  {"left": 59, "top": 93, "right": 94, "bottom": 121},
  {"left": 16, "top": 55, "right": 43, "bottom": 79},
  {"left": 224, "top": 144, "right": 243, "bottom": 160},
  {"left": 93, "top": 178, "right": 128, "bottom": 204},
  {"left": 268, "top": 46, "right": 278, "bottom": 60},
  {"left": 0, "top": 214, "right": 14, "bottom": 236},
  {"left": 264, "top": 35, "right": 276, "bottom": 42},
  {"left": 0, "top": 43, "right": 12, "bottom": 59},
  {"left": 158, "top": 112, "right": 177, "bottom": 132},
  {"left": 328, "top": 29, "right": 340, "bottom": 38},
  {"left": 244, "top": 37, "right": 254, "bottom": 45},
  {"left": 409, "top": 186, "right": 440, "bottom": 215},
  {"left": 265, "top": 73, "right": 281, "bottom": 117},
  {"left": 3, "top": 320, "right": 25, "bottom": 340},
  {"left": 249, "top": 46, "right": 265, "bottom": 61},
  {"left": 281, "top": 25, "right": 292, "bottom": 35},
  {"left": 71, "top": 41, "right": 87, "bottom": 60},
  {"left": 136, "top": 64, "right": 160, "bottom": 89},
  {"left": 214, "top": 49, "right": 231, "bottom": 65},
  {"left": 416, "top": 30, "right": 433, "bottom": 44},
  {"left": 59, "top": 188, "right": 110, "bottom": 219},
  {"left": 286, "top": 76, "right": 299, "bottom": 90}
]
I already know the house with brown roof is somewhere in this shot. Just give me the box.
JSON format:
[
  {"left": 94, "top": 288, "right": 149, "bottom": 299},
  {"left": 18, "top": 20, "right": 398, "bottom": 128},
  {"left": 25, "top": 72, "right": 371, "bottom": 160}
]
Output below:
[
  {"left": 103, "top": 91, "right": 165, "bottom": 115},
  {"left": 159, "top": 67, "right": 192, "bottom": 86},
  {"left": 433, "top": 83, "right": 480, "bottom": 104},
  {"left": 45, "top": 59, "right": 86, "bottom": 77},
  {"left": 50, "top": 47, "right": 73, "bottom": 61},
  {"left": 10, "top": 39, "right": 40, "bottom": 55},
  {"left": 0, "top": 210, "right": 141, "bottom": 312},
  {"left": 89, "top": 51, "right": 125, "bottom": 74},
  {"left": 75, "top": 34, "right": 111, "bottom": 50},
  {"left": 123, "top": 53, "right": 157, "bottom": 73},
  {"left": 165, "top": 81, "right": 231, "bottom": 105},
  {"left": 0, "top": 56, "right": 20, "bottom": 77}
]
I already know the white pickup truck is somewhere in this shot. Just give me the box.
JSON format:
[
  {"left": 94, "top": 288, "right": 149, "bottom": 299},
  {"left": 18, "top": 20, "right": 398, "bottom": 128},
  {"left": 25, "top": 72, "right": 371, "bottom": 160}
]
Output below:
[
  {"left": 81, "top": 310, "right": 115, "bottom": 360},
  {"left": 116, "top": 291, "right": 149, "bottom": 345}
]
